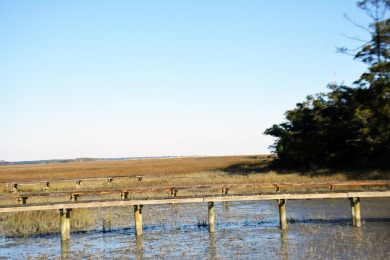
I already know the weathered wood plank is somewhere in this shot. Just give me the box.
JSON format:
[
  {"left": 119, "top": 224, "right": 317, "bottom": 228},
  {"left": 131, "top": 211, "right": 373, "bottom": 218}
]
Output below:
[
  {"left": 204, "top": 194, "right": 291, "bottom": 202},
  {"left": 1, "top": 189, "right": 389, "bottom": 203},
  {"left": 347, "top": 191, "right": 390, "bottom": 197},
  {"left": 287, "top": 193, "right": 349, "bottom": 199},
  {"left": 1, "top": 181, "right": 389, "bottom": 200},
  {"left": 0, "top": 197, "right": 204, "bottom": 212},
  {"left": 0, "top": 191, "right": 388, "bottom": 213},
  {"left": 203, "top": 193, "right": 349, "bottom": 201},
  {"left": 0, "top": 175, "right": 145, "bottom": 185},
  {"left": 3, "top": 179, "right": 389, "bottom": 189}
]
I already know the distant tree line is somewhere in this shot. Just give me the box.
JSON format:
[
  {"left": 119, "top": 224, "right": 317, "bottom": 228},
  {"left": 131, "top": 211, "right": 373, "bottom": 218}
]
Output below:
[{"left": 264, "top": 0, "right": 390, "bottom": 170}]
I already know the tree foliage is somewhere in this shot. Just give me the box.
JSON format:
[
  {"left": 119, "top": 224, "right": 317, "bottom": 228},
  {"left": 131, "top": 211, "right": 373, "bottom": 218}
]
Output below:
[{"left": 264, "top": 0, "right": 390, "bottom": 169}]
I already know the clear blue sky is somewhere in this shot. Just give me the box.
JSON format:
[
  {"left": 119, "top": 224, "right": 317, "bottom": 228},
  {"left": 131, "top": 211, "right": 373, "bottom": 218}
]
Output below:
[{"left": 0, "top": 1, "right": 372, "bottom": 161}]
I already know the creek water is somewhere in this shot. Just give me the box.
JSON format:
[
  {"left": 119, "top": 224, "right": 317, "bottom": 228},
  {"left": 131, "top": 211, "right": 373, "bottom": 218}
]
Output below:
[{"left": 0, "top": 198, "right": 389, "bottom": 259}]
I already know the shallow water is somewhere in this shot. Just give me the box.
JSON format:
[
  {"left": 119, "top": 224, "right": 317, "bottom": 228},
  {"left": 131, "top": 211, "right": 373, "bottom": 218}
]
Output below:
[{"left": 0, "top": 198, "right": 389, "bottom": 259}]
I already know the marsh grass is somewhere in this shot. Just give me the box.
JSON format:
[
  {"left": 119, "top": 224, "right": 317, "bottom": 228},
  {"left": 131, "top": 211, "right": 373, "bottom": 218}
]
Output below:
[
  {"left": 0, "top": 156, "right": 271, "bottom": 182},
  {"left": 2, "top": 155, "right": 386, "bottom": 195},
  {"left": 0, "top": 173, "right": 351, "bottom": 195},
  {"left": 0, "top": 208, "right": 98, "bottom": 237}
]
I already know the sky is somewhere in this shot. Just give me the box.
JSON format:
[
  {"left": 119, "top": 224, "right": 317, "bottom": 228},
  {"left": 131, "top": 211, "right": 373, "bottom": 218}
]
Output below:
[{"left": 0, "top": 1, "right": 373, "bottom": 161}]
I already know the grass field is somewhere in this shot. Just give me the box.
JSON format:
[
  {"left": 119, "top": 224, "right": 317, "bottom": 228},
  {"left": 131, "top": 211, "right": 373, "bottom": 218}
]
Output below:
[
  {"left": 0, "top": 155, "right": 355, "bottom": 193},
  {"left": 0, "top": 155, "right": 280, "bottom": 181},
  {"left": 1, "top": 155, "right": 388, "bottom": 191}
]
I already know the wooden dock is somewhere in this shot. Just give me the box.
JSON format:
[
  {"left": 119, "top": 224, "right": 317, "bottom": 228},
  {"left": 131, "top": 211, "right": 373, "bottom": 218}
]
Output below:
[
  {"left": 3, "top": 177, "right": 389, "bottom": 193},
  {"left": 0, "top": 186, "right": 389, "bottom": 241}
]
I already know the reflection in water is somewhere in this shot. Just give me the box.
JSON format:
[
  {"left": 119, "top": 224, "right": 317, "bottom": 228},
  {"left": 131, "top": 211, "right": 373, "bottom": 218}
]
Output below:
[
  {"left": 353, "top": 227, "right": 363, "bottom": 242},
  {"left": 223, "top": 202, "right": 229, "bottom": 212},
  {"left": 209, "top": 233, "right": 216, "bottom": 260},
  {"left": 280, "top": 230, "right": 288, "bottom": 260},
  {"left": 136, "top": 237, "right": 144, "bottom": 260},
  {"left": 172, "top": 204, "right": 179, "bottom": 214},
  {"left": 61, "top": 240, "right": 70, "bottom": 259}
]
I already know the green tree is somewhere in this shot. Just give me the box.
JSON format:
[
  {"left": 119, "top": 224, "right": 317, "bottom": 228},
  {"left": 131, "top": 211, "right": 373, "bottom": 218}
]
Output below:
[{"left": 264, "top": 0, "right": 390, "bottom": 170}]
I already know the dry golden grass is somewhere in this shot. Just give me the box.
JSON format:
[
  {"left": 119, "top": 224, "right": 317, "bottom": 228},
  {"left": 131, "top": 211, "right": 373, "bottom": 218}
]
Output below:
[
  {"left": 0, "top": 155, "right": 356, "bottom": 194},
  {"left": 0, "top": 154, "right": 386, "bottom": 209},
  {"left": 0, "top": 155, "right": 270, "bottom": 182},
  {"left": 1, "top": 154, "right": 389, "bottom": 195}
]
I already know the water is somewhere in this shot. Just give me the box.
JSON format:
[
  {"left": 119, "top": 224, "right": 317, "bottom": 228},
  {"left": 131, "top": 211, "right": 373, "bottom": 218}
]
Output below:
[{"left": 0, "top": 198, "right": 389, "bottom": 259}]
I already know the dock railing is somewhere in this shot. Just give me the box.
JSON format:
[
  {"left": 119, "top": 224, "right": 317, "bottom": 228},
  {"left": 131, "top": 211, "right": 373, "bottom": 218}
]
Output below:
[{"left": 0, "top": 180, "right": 389, "bottom": 241}]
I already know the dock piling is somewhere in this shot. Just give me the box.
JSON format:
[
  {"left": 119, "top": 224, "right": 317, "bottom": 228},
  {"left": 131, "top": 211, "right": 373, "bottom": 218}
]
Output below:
[
  {"left": 350, "top": 197, "right": 361, "bottom": 227},
  {"left": 11, "top": 183, "right": 18, "bottom": 193},
  {"left": 208, "top": 202, "right": 215, "bottom": 233},
  {"left": 76, "top": 180, "right": 82, "bottom": 189},
  {"left": 134, "top": 205, "right": 143, "bottom": 236},
  {"left": 121, "top": 192, "right": 129, "bottom": 199},
  {"left": 17, "top": 196, "right": 28, "bottom": 204},
  {"left": 278, "top": 199, "right": 287, "bottom": 230},
  {"left": 171, "top": 189, "right": 178, "bottom": 197},
  {"left": 60, "top": 209, "right": 71, "bottom": 241},
  {"left": 70, "top": 195, "right": 79, "bottom": 202}
]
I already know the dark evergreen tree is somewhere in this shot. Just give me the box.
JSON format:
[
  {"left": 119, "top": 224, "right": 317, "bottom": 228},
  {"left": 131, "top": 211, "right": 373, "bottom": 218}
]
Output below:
[{"left": 264, "top": 0, "right": 389, "bottom": 170}]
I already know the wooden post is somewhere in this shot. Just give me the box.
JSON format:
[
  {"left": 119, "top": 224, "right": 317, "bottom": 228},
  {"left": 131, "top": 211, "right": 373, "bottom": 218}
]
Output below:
[
  {"left": 70, "top": 194, "right": 79, "bottom": 202},
  {"left": 66, "top": 209, "right": 71, "bottom": 240},
  {"left": 208, "top": 202, "right": 215, "bottom": 233},
  {"left": 350, "top": 197, "right": 361, "bottom": 227},
  {"left": 355, "top": 198, "right": 361, "bottom": 227},
  {"left": 11, "top": 183, "right": 18, "bottom": 193},
  {"left": 18, "top": 196, "right": 28, "bottom": 204},
  {"left": 60, "top": 209, "right": 71, "bottom": 241},
  {"left": 121, "top": 192, "right": 129, "bottom": 199},
  {"left": 134, "top": 205, "right": 143, "bottom": 236},
  {"left": 278, "top": 199, "right": 287, "bottom": 230},
  {"left": 171, "top": 189, "right": 177, "bottom": 197}
]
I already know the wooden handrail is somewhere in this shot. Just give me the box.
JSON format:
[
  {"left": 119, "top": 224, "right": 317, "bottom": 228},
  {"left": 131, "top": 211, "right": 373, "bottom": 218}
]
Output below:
[
  {"left": 0, "top": 175, "right": 190, "bottom": 186},
  {"left": 3, "top": 174, "right": 388, "bottom": 193},
  {"left": 0, "top": 190, "right": 389, "bottom": 213},
  {"left": 2, "top": 178, "right": 387, "bottom": 187},
  {"left": 0, "top": 180, "right": 389, "bottom": 202},
  {"left": 0, "top": 175, "right": 144, "bottom": 185}
]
